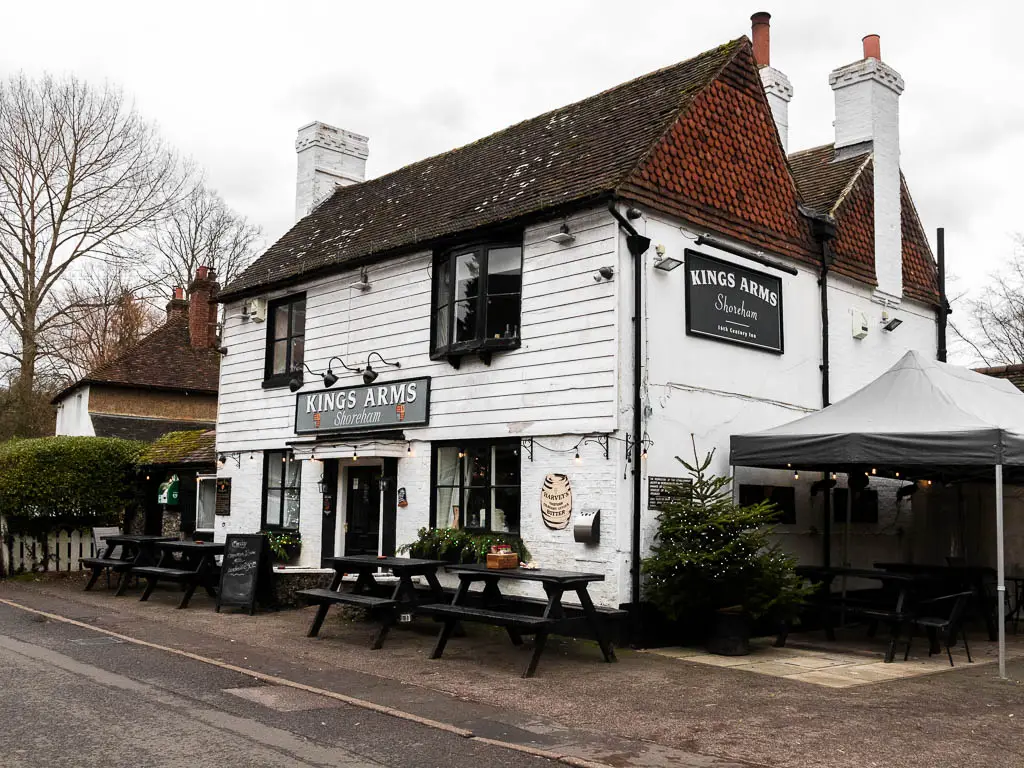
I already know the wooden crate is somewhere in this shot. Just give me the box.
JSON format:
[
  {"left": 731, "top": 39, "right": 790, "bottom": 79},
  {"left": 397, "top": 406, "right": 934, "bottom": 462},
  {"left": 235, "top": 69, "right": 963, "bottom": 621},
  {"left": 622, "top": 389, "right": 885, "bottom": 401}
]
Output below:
[{"left": 486, "top": 552, "right": 519, "bottom": 570}]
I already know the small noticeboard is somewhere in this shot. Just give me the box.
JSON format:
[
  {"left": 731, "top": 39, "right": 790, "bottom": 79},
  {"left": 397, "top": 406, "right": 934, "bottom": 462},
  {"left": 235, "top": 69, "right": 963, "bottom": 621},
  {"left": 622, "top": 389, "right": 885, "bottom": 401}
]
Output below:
[
  {"left": 216, "top": 534, "right": 275, "bottom": 615},
  {"left": 648, "top": 476, "right": 692, "bottom": 511}
]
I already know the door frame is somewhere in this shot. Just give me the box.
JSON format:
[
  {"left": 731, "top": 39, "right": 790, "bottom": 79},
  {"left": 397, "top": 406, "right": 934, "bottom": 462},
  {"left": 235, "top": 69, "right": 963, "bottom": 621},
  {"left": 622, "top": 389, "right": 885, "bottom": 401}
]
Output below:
[{"left": 338, "top": 460, "right": 383, "bottom": 557}]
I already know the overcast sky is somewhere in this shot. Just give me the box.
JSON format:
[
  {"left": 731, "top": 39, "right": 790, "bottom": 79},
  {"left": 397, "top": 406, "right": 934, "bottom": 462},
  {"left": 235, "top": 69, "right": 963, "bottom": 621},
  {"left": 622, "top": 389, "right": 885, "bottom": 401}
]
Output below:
[{"left": 3, "top": 1, "right": 1019, "bottom": 360}]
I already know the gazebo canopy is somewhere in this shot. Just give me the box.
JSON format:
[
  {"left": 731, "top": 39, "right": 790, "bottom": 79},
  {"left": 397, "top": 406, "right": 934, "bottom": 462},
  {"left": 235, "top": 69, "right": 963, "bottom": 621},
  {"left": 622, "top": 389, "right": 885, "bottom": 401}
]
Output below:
[{"left": 730, "top": 350, "right": 1024, "bottom": 471}]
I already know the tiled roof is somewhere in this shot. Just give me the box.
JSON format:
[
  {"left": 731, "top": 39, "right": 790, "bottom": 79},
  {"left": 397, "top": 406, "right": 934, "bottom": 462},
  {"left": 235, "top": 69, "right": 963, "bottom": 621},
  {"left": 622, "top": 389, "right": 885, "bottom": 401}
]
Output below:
[
  {"left": 91, "top": 415, "right": 215, "bottom": 443},
  {"left": 137, "top": 429, "right": 217, "bottom": 466},
  {"left": 789, "top": 144, "right": 939, "bottom": 306},
  {"left": 617, "top": 43, "right": 818, "bottom": 266},
  {"left": 976, "top": 364, "right": 1024, "bottom": 393},
  {"left": 52, "top": 315, "right": 221, "bottom": 403},
  {"left": 222, "top": 38, "right": 767, "bottom": 299}
]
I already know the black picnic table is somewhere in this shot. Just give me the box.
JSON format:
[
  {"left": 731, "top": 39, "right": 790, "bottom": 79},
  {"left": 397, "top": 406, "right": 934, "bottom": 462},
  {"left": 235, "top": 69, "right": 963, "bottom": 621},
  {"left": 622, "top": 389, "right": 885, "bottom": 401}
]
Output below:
[
  {"left": 782, "top": 565, "right": 935, "bottom": 662},
  {"left": 133, "top": 540, "right": 225, "bottom": 609},
  {"left": 81, "top": 535, "right": 177, "bottom": 594},
  {"left": 419, "top": 565, "right": 617, "bottom": 678},
  {"left": 874, "top": 562, "right": 998, "bottom": 640},
  {"left": 297, "top": 555, "right": 447, "bottom": 649}
]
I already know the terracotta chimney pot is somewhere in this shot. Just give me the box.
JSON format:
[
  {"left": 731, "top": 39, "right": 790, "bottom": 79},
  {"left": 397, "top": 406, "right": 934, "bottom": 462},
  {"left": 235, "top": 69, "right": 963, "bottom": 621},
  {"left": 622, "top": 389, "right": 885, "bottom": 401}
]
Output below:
[
  {"left": 751, "top": 12, "right": 771, "bottom": 67},
  {"left": 863, "top": 34, "right": 881, "bottom": 61}
]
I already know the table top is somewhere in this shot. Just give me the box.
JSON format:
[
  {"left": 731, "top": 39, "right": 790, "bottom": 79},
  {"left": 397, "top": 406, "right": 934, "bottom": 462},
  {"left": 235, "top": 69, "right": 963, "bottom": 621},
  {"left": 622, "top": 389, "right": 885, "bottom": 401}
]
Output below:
[
  {"left": 874, "top": 562, "right": 997, "bottom": 577},
  {"left": 446, "top": 564, "right": 605, "bottom": 584},
  {"left": 796, "top": 566, "right": 925, "bottom": 583},
  {"left": 325, "top": 555, "right": 446, "bottom": 571},
  {"left": 154, "top": 540, "right": 225, "bottom": 553},
  {"left": 103, "top": 535, "right": 177, "bottom": 545}
]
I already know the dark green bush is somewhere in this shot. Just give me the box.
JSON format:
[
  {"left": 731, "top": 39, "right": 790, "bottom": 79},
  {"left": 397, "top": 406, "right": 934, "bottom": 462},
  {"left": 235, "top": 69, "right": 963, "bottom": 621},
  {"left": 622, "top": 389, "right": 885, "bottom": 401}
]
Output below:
[
  {"left": 0, "top": 436, "right": 144, "bottom": 535},
  {"left": 399, "top": 527, "right": 531, "bottom": 564}
]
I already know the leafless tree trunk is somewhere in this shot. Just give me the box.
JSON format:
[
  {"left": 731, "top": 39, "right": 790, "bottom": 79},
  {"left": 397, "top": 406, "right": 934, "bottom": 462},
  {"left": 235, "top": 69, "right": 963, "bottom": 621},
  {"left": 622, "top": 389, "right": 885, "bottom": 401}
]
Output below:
[
  {"left": 959, "top": 234, "right": 1024, "bottom": 366},
  {"left": 0, "top": 73, "right": 183, "bottom": 436},
  {"left": 142, "top": 181, "right": 261, "bottom": 293}
]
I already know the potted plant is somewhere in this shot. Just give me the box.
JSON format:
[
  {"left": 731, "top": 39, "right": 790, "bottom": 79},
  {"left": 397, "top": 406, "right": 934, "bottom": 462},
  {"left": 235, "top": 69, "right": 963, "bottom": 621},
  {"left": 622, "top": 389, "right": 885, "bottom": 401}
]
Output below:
[
  {"left": 399, "top": 527, "right": 530, "bottom": 565},
  {"left": 263, "top": 530, "right": 302, "bottom": 565},
  {"left": 642, "top": 441, "right": 810, "bottom": 655}
]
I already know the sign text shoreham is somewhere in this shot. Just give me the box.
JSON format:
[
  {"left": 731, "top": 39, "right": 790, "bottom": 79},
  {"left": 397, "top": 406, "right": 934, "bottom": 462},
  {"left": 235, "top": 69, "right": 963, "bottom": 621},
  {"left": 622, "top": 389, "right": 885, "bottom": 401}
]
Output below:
[
  {"left": 294, "top": 377, "right": 430, "bottom": 435},
  {"left": 684, "top": 249, "right": 784, "bottom": 354}
]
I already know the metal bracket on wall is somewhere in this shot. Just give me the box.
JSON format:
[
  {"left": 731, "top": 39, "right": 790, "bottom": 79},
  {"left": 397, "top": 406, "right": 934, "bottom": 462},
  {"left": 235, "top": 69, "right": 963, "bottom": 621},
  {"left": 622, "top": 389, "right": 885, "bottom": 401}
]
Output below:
[
  {"left": 581, "top": 435, "right": 610, "bottom": 460},
  {"left": 521, "top": 437, "right": 534, "bottom": 462}
]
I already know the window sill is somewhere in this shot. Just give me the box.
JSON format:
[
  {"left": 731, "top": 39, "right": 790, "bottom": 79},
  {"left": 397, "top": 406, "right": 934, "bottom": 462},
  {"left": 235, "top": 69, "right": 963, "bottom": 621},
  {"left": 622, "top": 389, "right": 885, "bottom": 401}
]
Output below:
[
  {"left": 262, "top": 375, "right": 296, "bottom": 390},
  {"left": 432, "top": 338, "right": 520, "bottom": 369}
]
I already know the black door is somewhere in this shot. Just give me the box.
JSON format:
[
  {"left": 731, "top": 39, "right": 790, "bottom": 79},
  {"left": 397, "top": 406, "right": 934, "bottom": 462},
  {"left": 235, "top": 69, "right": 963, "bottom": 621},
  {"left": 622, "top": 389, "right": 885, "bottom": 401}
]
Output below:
[
  {"left": 320, "top": 460, "right": 339, "bottom": 567},
  {"left": 345, "top": 466, "right": 382, "bottom": 556}
]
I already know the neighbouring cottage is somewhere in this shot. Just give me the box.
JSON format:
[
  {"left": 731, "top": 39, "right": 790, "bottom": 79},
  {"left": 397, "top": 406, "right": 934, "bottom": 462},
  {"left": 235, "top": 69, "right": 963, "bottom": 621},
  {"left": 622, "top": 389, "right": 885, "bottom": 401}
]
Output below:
[
  {"left": 52, "top": 268, "right": 222, "bottom": 442},
  {"left": 136, "top": 429, "right": 218, "bottom": 537},
  {"left": 211, "top": 13, "right": 942, "bottom": 613}
]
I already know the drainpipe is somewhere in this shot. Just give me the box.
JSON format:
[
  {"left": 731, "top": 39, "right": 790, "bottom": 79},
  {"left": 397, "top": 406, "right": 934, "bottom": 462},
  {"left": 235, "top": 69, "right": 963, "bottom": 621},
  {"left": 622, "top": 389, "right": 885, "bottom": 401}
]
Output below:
[
  {"left": 803, "top": 208, "right": 837, "bottom": 567},
  {"left": 608, "top": 201, "right": 651, "bottom": 635},
  {"left": 937, "top": 227, "right": 949, "bottom": 362}
]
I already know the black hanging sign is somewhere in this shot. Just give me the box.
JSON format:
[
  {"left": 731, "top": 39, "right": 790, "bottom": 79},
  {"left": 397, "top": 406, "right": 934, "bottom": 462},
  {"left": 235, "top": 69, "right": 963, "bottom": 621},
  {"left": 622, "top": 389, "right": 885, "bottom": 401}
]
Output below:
[
  {"left": 216, "top": 534, "right": 276, "bottom": 615},
  {"left": 684, "top": 249, "right": 784, "bottom": 353},
  {"left": 215, "top": 478, "right": 232, "bottom": 516}
]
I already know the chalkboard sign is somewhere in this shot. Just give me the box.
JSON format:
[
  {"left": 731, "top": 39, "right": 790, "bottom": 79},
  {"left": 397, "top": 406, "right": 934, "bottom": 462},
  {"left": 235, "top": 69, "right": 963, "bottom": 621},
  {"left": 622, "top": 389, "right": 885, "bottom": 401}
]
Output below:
[
  {"left": 215, "top": 478, "right": 232, "bottom": 516},
  {"left": 216, "top": 534, "right": 275, "bottom": 615}
]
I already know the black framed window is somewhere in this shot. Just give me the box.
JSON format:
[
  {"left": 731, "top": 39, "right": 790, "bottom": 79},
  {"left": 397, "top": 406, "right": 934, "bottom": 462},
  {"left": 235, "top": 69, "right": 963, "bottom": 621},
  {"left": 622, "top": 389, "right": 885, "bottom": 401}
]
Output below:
[
  {"left": 263, "top": 294, "right": 306, "bottom": 387},
  {"left": 833, "top": 488, "right": 879, "bottom": 524},
  {"left": 433, "top": 440, "right": 520, "bottom": 533},
  {"left": 739, "top": 484, "right": 796, "bottom": 525},
  {"left": 432, "top": 242, "right": 522, "bottom": 362},
  {"left": 262, "top": 451, "right": 301, "bottom": 530}
]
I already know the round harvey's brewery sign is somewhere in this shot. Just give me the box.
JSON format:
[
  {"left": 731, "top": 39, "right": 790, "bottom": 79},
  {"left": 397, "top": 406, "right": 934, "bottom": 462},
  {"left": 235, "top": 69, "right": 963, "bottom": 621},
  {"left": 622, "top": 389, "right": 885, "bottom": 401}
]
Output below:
[{"left": 684, "top": 249, "right": 784, "bottom": 354}]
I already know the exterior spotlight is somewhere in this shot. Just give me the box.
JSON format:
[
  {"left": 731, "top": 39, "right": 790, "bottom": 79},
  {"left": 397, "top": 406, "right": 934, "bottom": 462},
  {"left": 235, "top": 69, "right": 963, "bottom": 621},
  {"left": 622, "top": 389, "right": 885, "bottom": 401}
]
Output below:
[
  {"left": 323, "top": 356, "right": 360, "bottom": 387},
  {"left": 363, "top": 352, "right": 400, "bottom": 385},
  {"left": 653, "top": 254, "right": 684, "bottom": 272},
  {"left": 288, "top": 377, "right": 303, "bottom": 392},
  {"left": 323, "top": 369, "right": 338, "bottom": 388},
  {"left": 217, "top": 453, "right": 225, "bottom": 468},
  {"left": 881, "top": 311, "right": 903, "bottom": 332},
  {"left": 546, "top": 222, "right": 575, "bottom": 245}
]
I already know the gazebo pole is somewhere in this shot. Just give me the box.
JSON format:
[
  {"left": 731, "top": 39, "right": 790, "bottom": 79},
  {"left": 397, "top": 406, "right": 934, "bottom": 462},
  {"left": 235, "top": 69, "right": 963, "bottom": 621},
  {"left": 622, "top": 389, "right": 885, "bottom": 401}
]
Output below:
[{"left": 996, "top": 463, "right": 1006, "bottom": 679}]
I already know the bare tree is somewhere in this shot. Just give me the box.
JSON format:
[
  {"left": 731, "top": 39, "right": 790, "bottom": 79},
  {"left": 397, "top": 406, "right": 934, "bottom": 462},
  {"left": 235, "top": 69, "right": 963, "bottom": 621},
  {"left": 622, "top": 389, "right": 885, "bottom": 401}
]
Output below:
[
  {"left": 958, "top": 234, "right": 1024, "bottom": 366},
  {"left": 44, "top": 263, "right": 161, "bottom": 382},
  {"left": 143, "top": 181, "right": 261, "bottom": 293},
  {"left": 0, "top": 73, "right": 183, "bottom": 435}
]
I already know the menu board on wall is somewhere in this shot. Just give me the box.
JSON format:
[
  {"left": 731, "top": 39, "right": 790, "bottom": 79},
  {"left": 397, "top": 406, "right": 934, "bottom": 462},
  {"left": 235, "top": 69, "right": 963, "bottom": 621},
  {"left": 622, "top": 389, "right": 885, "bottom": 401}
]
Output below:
[{"left": 648, "top": 476, "right": 693, "bottom": 512}]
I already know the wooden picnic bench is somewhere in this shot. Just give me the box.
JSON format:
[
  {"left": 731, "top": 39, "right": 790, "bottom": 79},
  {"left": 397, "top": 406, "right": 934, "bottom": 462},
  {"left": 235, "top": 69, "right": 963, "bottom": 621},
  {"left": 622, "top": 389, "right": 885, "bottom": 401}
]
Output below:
[
  {"left": 134, "top": 540, "right": 224, "bottom": 609},
  {"left": 419, "top": 564, "right": 616, "bottom": 678},
  {"left": 296, "top": 555, "right": 446, "bottom": 649},
  {"left": 81, "top": 534, "right": 176, "bottom": 593}
]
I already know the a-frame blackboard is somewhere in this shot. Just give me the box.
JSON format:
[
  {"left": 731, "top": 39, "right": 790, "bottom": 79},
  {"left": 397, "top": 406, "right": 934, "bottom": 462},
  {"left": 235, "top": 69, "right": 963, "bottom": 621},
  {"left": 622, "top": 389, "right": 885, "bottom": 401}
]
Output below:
[{"left": 216, "top": 534, "right": 276, "bottom": 615}]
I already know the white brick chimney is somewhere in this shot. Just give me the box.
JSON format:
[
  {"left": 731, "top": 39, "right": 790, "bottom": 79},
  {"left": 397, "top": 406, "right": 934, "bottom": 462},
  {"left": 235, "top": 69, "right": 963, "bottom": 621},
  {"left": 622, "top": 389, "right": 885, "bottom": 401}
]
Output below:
[
  {"left": 295, "top": 121, "right": 369, "bottom": 221},
  {"left": 830, "top": 35, "right": 905, "bottom": 301},
  {"left": 751, "top": 12, "right": 793, "bottom": 153}
]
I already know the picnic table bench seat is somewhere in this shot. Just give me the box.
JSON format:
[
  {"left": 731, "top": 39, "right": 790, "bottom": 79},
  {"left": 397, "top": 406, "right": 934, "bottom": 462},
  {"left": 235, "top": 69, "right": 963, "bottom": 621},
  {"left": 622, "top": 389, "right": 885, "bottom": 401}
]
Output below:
[
  {"left": 296, "top": 588, "right": 399, "bottom": 643},
  {"left": 418, "top": 602, "right": 558, "bottom": 678},
  {"left": 81, "top": 556, "right": 134, "bottom": 591}
]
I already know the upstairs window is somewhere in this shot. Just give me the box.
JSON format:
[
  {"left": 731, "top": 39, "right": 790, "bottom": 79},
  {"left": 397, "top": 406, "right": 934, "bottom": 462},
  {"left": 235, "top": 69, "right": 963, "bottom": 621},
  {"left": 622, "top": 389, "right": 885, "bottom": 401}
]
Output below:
[
  {"left": 432, "top": 242, "right": 522, "bottom": 365},
  {"left": 264, "top": 294, "right": 306, "bottom": 387}
]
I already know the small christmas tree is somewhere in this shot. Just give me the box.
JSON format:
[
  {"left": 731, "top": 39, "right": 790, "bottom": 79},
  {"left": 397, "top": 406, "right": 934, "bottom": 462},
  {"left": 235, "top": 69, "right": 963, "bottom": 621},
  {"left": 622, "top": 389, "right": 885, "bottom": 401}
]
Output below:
[{"left": 642, "top": 440, "right": 808, "bottom": 626}]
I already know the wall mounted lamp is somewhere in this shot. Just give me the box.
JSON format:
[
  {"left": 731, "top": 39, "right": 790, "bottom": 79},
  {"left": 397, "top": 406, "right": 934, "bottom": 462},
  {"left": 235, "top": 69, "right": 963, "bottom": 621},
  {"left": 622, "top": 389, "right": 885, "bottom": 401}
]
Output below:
[
  {"left": 217, "top": 453, "right": 242, "bottom": 469},
  {"left": 288, "top": 363, "right": 320, "bottom": 392},
  {"left": 653, "top": 253, "right": 684, "bottom": 272},
  {"left": 323, "top": 356, "right": 362, "bottom": 388},
  {"left": 882, "top": 317, "right": 903, "bottom": 332},
  {"left": 546, "top": 222, "right": 576, "bottom": 245},
  {"left": 362, "top": 352, "right": 401, "bottom": 384}
]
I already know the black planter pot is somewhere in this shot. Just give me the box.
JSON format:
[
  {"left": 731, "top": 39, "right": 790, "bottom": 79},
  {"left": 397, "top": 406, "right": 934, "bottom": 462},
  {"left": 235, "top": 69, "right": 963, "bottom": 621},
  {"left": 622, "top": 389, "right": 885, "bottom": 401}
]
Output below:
[{"left": 706, "top": 608, "right": 752, "bottom": 656}]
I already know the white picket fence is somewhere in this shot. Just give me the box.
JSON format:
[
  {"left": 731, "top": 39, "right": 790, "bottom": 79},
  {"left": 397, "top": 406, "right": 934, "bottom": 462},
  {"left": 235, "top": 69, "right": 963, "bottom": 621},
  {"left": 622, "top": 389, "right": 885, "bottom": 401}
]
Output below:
[{"left": 1, "top": 527, "right": 97, "bottom": 575}]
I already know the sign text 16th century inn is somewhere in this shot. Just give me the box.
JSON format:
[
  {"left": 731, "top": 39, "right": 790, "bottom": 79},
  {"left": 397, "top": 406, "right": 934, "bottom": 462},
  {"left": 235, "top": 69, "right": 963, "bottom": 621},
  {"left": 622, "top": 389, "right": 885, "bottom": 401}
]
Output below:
[
  {"left": 294, "top": 377, "right": 430, "bottom": 435},
  {"left": 684, "top": 249, "right": 784, "bottom": 354}
]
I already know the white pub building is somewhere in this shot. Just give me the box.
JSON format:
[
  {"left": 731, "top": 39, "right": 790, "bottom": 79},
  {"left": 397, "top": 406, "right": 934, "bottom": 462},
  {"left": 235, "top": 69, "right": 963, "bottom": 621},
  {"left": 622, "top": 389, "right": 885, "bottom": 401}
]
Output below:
[{"left": 212, "top": 15, "right": 942, "bottom": 612}]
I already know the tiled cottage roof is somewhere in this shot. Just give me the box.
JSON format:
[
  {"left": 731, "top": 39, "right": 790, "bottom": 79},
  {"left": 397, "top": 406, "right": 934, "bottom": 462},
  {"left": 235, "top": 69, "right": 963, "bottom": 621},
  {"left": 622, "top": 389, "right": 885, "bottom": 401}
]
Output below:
[
  {"left": 788, "top": 144, "right": 940, "bottom": 306},
  {"left": 223, "top": 37, "right": 825, "bottom": 300},
  {"left": 976, "top": 364, "right": 1024, "bottom": 393},
  {"left": 52, "top": 315, "right": 221, "bottom": 403},
  {"left": 137, "top": 429, "right": 217, "bottom": 466},
  {"left": 91, "top": 415, "right": 216, "bottom": 443}
]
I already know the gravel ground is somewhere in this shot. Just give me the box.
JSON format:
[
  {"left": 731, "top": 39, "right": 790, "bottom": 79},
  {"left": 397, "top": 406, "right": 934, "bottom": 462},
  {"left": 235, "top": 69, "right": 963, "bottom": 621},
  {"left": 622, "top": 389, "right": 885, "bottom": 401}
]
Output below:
[{"left": 4, "top": 573, "right": 1023, "bottom": 768}]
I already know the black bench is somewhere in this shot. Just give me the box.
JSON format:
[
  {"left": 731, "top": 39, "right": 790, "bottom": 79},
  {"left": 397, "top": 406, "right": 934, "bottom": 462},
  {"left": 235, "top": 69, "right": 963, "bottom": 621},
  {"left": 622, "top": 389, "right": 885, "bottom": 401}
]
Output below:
[
  {"left": 296, "top": 588, "right": 398, "bottom": 649},
  {"left": 417, "top": 603, "right": 557, "bottom": 678},
  {"left": 134, "top": 566, "right": 210, "bottom": 609},
  {"left": 81, "top": 557, "right": 133, "bottom": 591}
]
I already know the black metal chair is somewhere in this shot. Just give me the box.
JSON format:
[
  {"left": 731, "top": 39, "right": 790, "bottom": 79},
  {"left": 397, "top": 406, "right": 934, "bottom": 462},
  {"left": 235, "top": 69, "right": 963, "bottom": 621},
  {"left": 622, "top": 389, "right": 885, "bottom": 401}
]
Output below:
[{"left": 903, "top": 591, "right": 974, "bottom": 666}]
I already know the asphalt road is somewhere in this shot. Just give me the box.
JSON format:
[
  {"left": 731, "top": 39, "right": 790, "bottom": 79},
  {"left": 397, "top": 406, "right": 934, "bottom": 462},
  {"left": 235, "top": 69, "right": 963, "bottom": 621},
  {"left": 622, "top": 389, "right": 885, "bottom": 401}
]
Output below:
[{"left": 0, "top": 602, "right": 557, "bottom": 768}]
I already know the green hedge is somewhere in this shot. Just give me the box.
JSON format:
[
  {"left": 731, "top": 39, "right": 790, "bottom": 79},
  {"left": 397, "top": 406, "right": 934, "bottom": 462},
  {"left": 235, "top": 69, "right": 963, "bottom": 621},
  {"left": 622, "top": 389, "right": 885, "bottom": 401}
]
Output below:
[{"left": 0, "top": 437, "right": 144, "bottom": 535}]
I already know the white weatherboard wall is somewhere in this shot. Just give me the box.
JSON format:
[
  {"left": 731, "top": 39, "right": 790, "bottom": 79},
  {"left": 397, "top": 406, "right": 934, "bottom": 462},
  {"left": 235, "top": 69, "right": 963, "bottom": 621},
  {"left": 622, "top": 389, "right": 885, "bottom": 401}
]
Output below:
[
  {"left": 54, "top": 386, "right": 94, "bottom": 437},
  {"left": 632, "top": 207, "right": 936, "bottom": 574},
  {"left": 214, "top": 207, "right": 627, "bottom": 589}
]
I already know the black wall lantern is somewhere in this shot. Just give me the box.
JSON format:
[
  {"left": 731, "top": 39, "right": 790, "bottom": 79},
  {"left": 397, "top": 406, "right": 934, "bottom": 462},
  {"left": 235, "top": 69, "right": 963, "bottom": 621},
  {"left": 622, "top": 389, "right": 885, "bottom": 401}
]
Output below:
[{"left": 362, "top": 352, "right": 401, "bottom": 385}]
